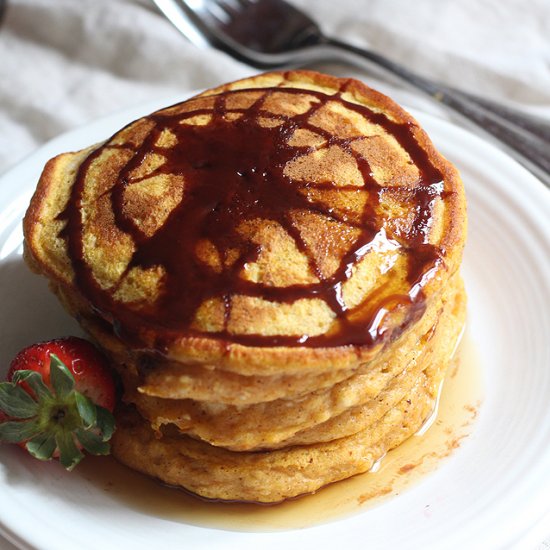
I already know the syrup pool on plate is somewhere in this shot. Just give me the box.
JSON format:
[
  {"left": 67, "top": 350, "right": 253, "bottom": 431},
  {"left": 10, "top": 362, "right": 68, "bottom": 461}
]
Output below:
[{"left": 78, "top": 331, "right": 483, "bottom": 532}]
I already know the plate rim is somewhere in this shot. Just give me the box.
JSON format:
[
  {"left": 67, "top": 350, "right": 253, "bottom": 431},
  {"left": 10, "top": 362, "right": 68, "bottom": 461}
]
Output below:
[{"left": 0, "top": 94, "right": 549, "bottom": 550}]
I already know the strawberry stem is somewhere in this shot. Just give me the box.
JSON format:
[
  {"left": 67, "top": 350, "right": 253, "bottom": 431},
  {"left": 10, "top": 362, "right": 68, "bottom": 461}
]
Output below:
[
  {"left": 55, "top": 430, "right": 84, "bottom": 471},
  {"left": 0, "top": 383, "right": 39, "bottom": 418},
  {"left": 0, "top": 355, "right": 116, "bottom": 469},
  {"left": 0, "top": 419, "right": 41, "bottom": 443},
  {"left": 50, "top": 354, "right": 75, "bottom": 397},
  {"left": 75, "top": 428, "right": 110, "bottom": 455},
  {"left": 26, "top": 432, "right": 56, "bottom": 460},
  {"left": 11, "top": 370, "right": 52, "bottom": 401}
]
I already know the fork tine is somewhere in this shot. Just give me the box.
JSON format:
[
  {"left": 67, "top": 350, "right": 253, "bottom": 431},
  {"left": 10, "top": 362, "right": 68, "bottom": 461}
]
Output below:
[
  {"left": 159, "top": 0, "right": 321, "bottom": 67},
  {"left": 204, "top": 0, "right": 233, "bottom": 24},
  {"left": 215, "top": 0, "right": 244, "bottom": 15},
  {"left": 220, "top": 0, "right": 246, "bottom": 7}
]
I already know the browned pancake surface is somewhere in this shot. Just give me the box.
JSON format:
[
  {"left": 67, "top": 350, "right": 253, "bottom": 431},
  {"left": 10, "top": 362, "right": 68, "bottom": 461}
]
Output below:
[
  {"left": 23, "top": 70, "right": 468, "bottom": 503},
  {"left": 24, "top": 71, "right": 466, "bottom": 372}
]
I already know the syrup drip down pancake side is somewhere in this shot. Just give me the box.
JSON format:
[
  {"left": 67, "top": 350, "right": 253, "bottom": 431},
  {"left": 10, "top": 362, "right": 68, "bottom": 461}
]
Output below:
[{"left": 23, "top": 71, "right": 467, "bottom": 503}]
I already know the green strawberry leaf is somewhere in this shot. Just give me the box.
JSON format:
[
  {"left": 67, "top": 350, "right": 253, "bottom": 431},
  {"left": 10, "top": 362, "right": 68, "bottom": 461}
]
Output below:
[
  {"left": 0, "top": 419, "right": 41, "bottom": 443},
  {"left": 95, "top": 406, "right": 115, "bottom": 441},
  {"left": 11, "top": 370, "right": 53, "bottom": 401},
  {"left": 55, "top": 430, "right": 84, "bottom": 471},
  {"left": 49, "top": 354, "right": 75, "bottom": 398},
  {"left": 26, "top": 432, "right": 57, "bottom": 461},
  {"left": 74, "top": 392, "right": 97, "bottom": 429},
  {"left": 0, "top": 382, "right": 39, "bottom": 418},
  {"left": 75, "top": 428, "right": 110, "bottom": 455}
]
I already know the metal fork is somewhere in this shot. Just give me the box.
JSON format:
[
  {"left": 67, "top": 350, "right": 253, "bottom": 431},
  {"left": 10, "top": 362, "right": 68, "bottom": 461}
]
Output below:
[{"left": 152, "top": 0, "right": 550, "bottom": 187}]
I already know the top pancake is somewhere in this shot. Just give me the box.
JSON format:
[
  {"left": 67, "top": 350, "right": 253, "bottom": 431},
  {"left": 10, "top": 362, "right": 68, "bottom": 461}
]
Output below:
[{"left": 24, "top": 70, "right": 466, "bottom": 372}]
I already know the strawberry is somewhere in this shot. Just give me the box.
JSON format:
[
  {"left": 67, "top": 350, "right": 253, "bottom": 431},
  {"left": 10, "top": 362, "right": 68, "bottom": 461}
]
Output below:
[{"left": 0, "top": 337, "right": 116, "bottom": 470}]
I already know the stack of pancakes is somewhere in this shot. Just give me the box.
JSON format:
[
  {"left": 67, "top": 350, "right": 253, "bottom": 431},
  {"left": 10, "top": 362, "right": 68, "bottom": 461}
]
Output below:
[{"left": 23, "top": 71, "right": 466, "bottom": 503}]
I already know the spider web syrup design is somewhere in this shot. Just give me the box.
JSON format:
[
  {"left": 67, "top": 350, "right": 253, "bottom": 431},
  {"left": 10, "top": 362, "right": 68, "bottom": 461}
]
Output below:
[{"left": 61, "top": 82, "right": 447, "bottom": 349}]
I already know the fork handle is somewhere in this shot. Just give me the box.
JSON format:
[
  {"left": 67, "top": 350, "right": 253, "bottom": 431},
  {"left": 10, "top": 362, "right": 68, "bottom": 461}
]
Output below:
[{"left": 322, "top": 37, "right": 550, "bottom": 187}]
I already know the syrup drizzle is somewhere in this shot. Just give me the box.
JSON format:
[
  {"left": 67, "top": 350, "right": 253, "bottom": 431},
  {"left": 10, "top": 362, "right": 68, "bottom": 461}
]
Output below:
[
  {"left": 59, "top": 81, "right": 447, "bottom": 349},
  {"left": 78, "top": 334, "right": 482, "bottom": 531}
]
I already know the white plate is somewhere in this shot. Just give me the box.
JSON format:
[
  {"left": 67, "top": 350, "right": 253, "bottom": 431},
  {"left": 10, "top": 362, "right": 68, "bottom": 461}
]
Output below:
[{"left": 0, "top": 96, "right": 549, "bottom": 550}]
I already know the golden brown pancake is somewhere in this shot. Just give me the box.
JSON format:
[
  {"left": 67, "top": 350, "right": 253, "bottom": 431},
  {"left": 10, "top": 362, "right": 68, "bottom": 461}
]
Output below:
[
  {"left": 124, "top": 274, "right": 464, "bottom": 452},
  {"left": 23, "top": 70, "right": 467, "bottom": 502}
]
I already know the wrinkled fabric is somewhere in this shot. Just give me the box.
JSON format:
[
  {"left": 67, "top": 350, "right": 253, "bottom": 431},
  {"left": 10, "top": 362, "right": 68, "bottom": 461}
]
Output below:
[{"left": 0, "top": 0, "right": 548, "bottom": 175}]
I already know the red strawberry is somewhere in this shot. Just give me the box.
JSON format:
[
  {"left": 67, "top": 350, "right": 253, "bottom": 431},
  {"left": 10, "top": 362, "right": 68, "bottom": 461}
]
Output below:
[
  {"left": 0, "top": 337, "right": 116, "bottom": 470},
  {"left": 7, "top": 338, "right": 116, "bottom": 412}
]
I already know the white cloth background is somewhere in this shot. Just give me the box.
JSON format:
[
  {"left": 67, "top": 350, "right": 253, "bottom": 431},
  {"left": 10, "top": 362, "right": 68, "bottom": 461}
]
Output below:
[
  {"left": 0, "top": 0, "right": 549, "bottom": 547},
  {"left": 1, "top": 0, "right": 549, "bottom": 174}
]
